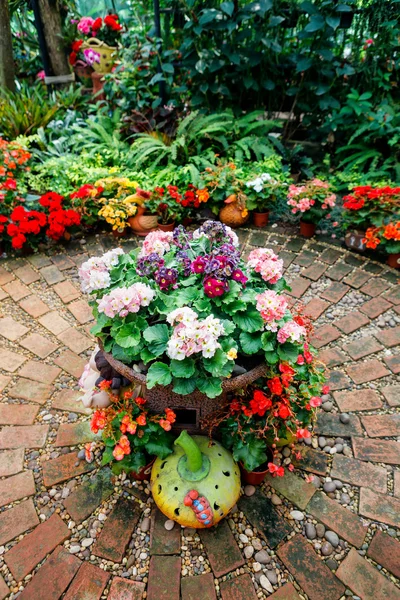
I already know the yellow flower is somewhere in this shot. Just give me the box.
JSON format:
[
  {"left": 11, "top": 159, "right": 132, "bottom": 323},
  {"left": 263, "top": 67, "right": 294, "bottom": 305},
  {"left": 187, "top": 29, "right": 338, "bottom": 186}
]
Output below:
[
  {"left": 241, "top": 209, "right": 248, "bottom": 218},
  {"left": 226, "top": 348, "right": 237, "bottom": 361}
]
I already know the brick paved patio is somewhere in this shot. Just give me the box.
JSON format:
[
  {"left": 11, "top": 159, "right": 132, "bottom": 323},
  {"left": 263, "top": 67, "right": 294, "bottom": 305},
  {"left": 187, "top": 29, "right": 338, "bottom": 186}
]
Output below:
[{"left": 0, "top": 226, "right": 399, "bottom": 600}]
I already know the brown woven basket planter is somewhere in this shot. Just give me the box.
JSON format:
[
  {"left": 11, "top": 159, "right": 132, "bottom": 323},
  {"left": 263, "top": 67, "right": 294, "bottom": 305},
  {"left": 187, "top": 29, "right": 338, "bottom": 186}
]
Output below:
[{"left": 99, "top": 340, "right": 267, "bottom": 434}]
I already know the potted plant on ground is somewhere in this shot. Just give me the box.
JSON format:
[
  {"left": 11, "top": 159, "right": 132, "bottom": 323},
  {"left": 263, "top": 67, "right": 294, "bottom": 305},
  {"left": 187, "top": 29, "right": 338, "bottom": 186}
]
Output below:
[
  {"left": 342, "top": 185, "right": 400, "bottom": 253},
  {"left": 207, "top": 327, "right": 328, "bottom": 485},
  {"left": 94, "top": 176, "right": 142, "bottom": 236},
  {"left": 90, "top": 385, "right": 176, "bottom": 479},
  {"left": 363, "top": 221, "right": 400, "bottom": 268},
  {"left": 145, "top": 185, "right": 184, "bottom": 231},
  {"left": 245, "top": 173, "right": 281, "bottom": 227},
  {"left": 287, "top": 179, "right": 336, "bottom": 237},
  {"left": 203, "top": 163, "right": 249, "bottom": 228}
]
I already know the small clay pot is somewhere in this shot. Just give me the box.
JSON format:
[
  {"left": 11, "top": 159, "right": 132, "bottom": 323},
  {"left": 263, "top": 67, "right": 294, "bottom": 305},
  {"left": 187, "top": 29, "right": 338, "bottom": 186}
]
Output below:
[
  {"left": 253, "top": 211, "right": 269, "bottom": 228},
  {"left": 239, "top": 462, "right": 269, "bottom": 486},
  {"left": 387, "top": 253, "right": 400, "bottom": 269},
  {"left": 128, "top": 206, "right": 158, "bottom": 237},
  {"left": 112, "top": 229, "right": 126, "bottom": 238},
  {"left": 300, "top": 220, "right": 316, "bottom": 238},
  {"left": 129, "top": 457, "right": 156, "bottom": 481},
  {"left": 158, "top": 221, "right": 175, "bottom": 232}
]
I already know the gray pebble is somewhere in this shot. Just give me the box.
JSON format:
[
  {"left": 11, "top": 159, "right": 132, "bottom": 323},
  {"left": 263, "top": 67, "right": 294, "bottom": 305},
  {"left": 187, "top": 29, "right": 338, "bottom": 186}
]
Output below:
[
  {"left": 325, "top": 531, "right": 339, "bottom": 547},
  {"left": 340, "top": 413, "right": 350, "bottom": 424},
  {"left": 321, "top": 542, "right": 333, "bottom": 556},
  {"left": 326, "top": 558, "right": 338, "bottom": 570},
  {"left": 323, "top": 481, "right": 336, "bottom": 493},
  {"left": 335, "top": 444, "right": 344, "bottom": 453},
  {"left": 312, "top": 476, "right": 321, "bottom": 488},
  {"left": 305, "top": 523, "right": 316, "bottom": 540},
  {"left": 244, "top": 485, "right": 256, "bottom": 497},
  {"left": 254, "top": 550, "right": 270, "bottom": 564},
  {"left": 140, "top": 517, "right": 150, "bottom": 532},
  {"left": 333, "top": 480, "right": 343, "bottom": 489},
  {"left": 318, "top": 437, "right": 326, "bottom": 448},
  {"left": 290, "top": 510, "right": 304, "bottom": 521},
  {"left": 322, "top": 402, "right": 333, "bottom": 412},
  {"left": 340, "top": 493, "right": 351, "bottom": 504},
  {"left": 266, "top": 570, "right": 278, "bottom": 585},
  {"left": 316, "top": 524, "right": 326, "bottom": 538}
]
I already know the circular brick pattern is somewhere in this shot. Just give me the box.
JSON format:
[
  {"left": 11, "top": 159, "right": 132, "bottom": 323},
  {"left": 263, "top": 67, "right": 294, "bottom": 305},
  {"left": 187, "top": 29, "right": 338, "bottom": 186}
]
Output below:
[{"left": 0, "top": 227, "right": 399, "bottom": 599}]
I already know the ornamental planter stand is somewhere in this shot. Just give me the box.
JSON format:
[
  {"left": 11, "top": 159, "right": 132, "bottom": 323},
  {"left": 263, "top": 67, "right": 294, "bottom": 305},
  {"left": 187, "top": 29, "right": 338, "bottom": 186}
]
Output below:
[{"left": 99, "top": 341, "right": 268, "bottom": 435}]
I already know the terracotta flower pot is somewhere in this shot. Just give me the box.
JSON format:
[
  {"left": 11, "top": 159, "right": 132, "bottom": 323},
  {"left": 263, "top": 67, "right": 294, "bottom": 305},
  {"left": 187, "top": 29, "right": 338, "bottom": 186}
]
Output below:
[
  {"left": 300, "top": 220, "right": 316, "bottom": 238},
  {"left": 128, "top": 206, "right": 158, "bottom": 237},
  {"left": 129, "top": 457, "right": 156, "bottom": 481},
  {"left": 91, "top": 72, "right": 105, "bottom": 100},
  {"left": 112, "top": 229, "right": 126, "bottom": 238},
  {"left": 253, "top": 211, "right": 269, "bottom": 228},
  {"left": 239, "top": 462, "right": 269, "bottom": 486},
  {"left": 387, "top": 253, "right": 400, "bottom": 269},
  {"left": 158, "top": 222, "right": 175, "bottom": 232}
]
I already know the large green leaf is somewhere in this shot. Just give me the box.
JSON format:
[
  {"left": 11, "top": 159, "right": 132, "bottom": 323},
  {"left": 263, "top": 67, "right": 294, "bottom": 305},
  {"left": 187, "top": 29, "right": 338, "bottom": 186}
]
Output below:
[
  {"left": 233, "top": 437, "right": 267, "bottom": 472},
  {"left": 239, "top": 331, "right": 263, "bottom": 354},
  {"left": 172, "top": 377, "right": 197, "bottom": 395},
  {"left": 170, "top": 358, "right": 196, "bottom": 378},
  {"left": 90, "top": 312, "right": 111, "bottom": 336},
  {"left": 115, "top": 323, "right": 141, "bottom": 348},
  {"left": 233, "top": 310, "right": 264, "bottom": 333},
  {"left": 196, "top": 376, "right": 223, "bottom": 398},
  {"left": 143, "top": 324, "right": 170, "bottom": 357},
  {"left": 203, "top": 349, "right": 229, "bottom": 376},
  {"left": 146, "top": 362, "right": 172, "bottom": 388}
]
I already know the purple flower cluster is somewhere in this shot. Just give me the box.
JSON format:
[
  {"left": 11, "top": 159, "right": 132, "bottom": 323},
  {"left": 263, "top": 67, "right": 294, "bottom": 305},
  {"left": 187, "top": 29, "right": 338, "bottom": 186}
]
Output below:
[
  {"left": 155, "top": 267, "right": 178, "bottom": 291},
  {"left": 173, "top": 225, "right": 192, "bottom": 249},
  {"left": 193, "top": 220, "right": 239, "bottom": 247},
  {"left": 176, "top": 249, "right": 192, "bottom": 277},
  {"left": 191, "top": 252, "right": 247, "bottom": 298},
  {"left": 137, "top": 253, "right": 164, "bottom": 277}
]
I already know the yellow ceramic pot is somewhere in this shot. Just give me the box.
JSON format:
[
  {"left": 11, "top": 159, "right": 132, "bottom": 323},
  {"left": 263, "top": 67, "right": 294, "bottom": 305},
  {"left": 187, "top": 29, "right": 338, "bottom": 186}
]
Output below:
[
  {"left": 82, "top": 38, "right": 117, "bottom": 74},
  {"left": 151, "top": 432, "right": 240, "bottom": 528}
]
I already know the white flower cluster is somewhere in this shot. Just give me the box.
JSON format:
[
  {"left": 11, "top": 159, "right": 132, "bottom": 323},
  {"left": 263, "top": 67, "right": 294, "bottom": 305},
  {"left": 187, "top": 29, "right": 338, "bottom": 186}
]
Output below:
[
  {"left": 166, "top": 307, "right": 225, "bottom": 360},
  {"left": 79, "top": 248, "right": 124, "bottom": 294},
  {"left": 246, "top": 173, "right": 273, "bottom": 193}
]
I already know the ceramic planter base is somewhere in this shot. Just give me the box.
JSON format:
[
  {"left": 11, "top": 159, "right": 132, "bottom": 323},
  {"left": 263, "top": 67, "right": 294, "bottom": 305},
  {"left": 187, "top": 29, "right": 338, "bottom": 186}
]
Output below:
[
  {"left": 387, "top": 253, "right": 400, "bottom": 269},
  {"left": 253, "top": 211, "right": 269, "bottom": 228},
  {"left": 158, "top": 222, "right": 175, "bottom": 232},
  {"left": 128, "top": 208, "right": 158, "bottom": 237},
  {"left": 300, "top": 221, "right": 316, "bottom": 238}
]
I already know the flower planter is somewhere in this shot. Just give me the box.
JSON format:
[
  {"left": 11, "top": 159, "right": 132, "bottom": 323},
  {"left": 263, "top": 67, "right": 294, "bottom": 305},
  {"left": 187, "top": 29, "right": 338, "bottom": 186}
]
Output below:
[
  {"left": 112, "top": 229, "right": 126, "bottom": 238},
  {"left": 98, "top": 340, "right": 268, "bottom": 435},
  {"left": 344, "top": 230, "right": 367, "bottom": 253},
  {"left": 219, "top": 198, "right": 248, "bottom": 228},
  {"left": 74, "top": 60, "right": 93, "bottom": 80},
  {"left": 128, "top": 456, "right": 155, "bottom": 481},
  {"left": 158, "top": 222, "right": 175, "bottom": 232},
  {"left": 128, "top": 206, "right": 158, "bottom": 237},
  {"left": 81, "top": 38, "right": 117, "bottom": 74},
  {"left": 240, "top": 462, "right": 270, "bottom": 486},
  {"left": 91, "top": 72, "right": 105, "bottom": 100},
  {"left": 387, "top": 253, "right": 400, "bottom": 269},
  {"left": 300, "top": 220, "right": 316, "bottom": 238},
  {"left": 253, "top": 211, "right": 269, "bottom": 228}
]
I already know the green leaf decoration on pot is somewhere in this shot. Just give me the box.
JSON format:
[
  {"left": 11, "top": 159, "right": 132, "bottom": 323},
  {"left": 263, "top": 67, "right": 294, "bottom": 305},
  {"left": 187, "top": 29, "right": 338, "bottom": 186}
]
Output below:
[{"left": 150, "top": 431, "right": 240, "bottom": 528}]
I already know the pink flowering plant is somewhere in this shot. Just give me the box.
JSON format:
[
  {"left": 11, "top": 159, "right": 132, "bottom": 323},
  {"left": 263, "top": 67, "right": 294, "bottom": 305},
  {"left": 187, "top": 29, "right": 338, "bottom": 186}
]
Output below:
[
  {"left": 80, "top": 221, "right": 322, "bottom": 399},
  {"left": 287, "top": 179, "right": 336, "bottom": 224}
]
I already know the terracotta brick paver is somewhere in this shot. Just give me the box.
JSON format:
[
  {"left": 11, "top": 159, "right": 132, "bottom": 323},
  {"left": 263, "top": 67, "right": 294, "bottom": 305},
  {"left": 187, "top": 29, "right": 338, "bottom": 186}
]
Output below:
[
  {"left": 147, "top": 556, "right": 180, "bottom": 600},
  {"left": 277, "top": 534, "right": 345, "bottom": 600},
  {"left": 220, "top": 574, "right": 258, "bottom": 600},
  {"left": 333, "top": 389, "right": 383, "bottom": 412},
  {"left": 367, "top": 530, "right": 400, "bottom": 579},
  {"left": 181, "top": 573, "right": 217, "bottom": 600},
  {"left": 336, "top": 548, "right": 399, "bottom": 600},
  {"left": 42, "top": 451, "right": 95, "bottom": 487},
  {"left": 330, "top": 454, "right": 387, "bottom": 493},
  {"left": 64, "top": 562, "right": 111, "bottom": 600},
  {"left": 0, "top": 448, "right": 25, "bottom": 476},
  {"left": 359, "top": 487, "right": 400, "bottom": 528},
  {"left": 8, "top": 378, "right": 53, "bottom": 404},
  {"left": 0, "top": 232, "right": 399, "bottom": 600},
  {"left": 199, "top": 520, "right": 245, "bottom": 577},
  {"left": 306, "top": 491, "right": 367, "bottom": 547},
  {"left": 0, "top": 316, "right": 29, "bottom": 341},
  {"left": 352, "top": 438, "right": 400, "bottom": 465},
  {"left": 93, "top": 498, "right": 141, "bottom": 562},
  {"left": 18, "top": 546, "right": 81, "bottom": 600},
  {"left": 346, "top": 358, "right": 390, "bottom": 384},
  {"left": 4, "top": 513, "right": 70, "bottom": 580},
  {"left": 0, "top": 498, "right": 39, "bottom": 545}
]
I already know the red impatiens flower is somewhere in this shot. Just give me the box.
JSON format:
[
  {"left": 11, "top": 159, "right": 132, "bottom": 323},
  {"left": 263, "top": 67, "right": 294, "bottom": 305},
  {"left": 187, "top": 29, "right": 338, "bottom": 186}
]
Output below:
[
  {"left": 267, "top": 377, "right": 283, "bottom": 396},
  {"left": 104, "top": 14, "right": 122, "bottom": 31},
  {"left": 91, "top": 409, "right": 107, "bottom": 434},
  {"left": 268, "top": 462, "right": 284, "bottom": 477},
  {"left": 249, "top": 390, "right": 272, "bottom": 417},
  {"left": 296, "top": 428, "right": 311, "bottom": 439}
]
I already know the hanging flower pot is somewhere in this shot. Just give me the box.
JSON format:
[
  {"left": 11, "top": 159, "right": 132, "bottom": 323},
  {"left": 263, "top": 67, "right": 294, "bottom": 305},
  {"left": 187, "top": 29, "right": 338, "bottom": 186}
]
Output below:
[
  {"left": 73, "top": 59, "right": 93, "bottom": 80},
  {"left": 300, "top": 220, "right": 316, "bottom": 238},
  {"left": 253, "top": 211, "right": 269, "bottom": 228},
  {"left": 81, "top": 38, "right": 117, "bottom": 74},
  {"left": 387, "top": 253, "right": 400, "bottom": 269},
  {"left": 158, "top": 221, "right": 175, "bottom": 232}
]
